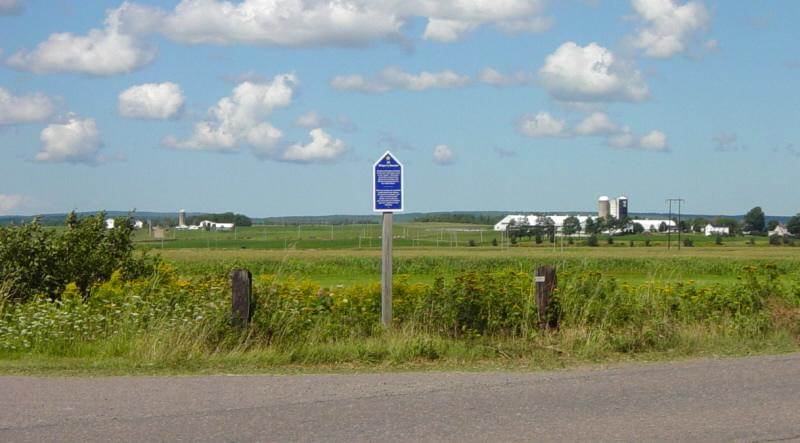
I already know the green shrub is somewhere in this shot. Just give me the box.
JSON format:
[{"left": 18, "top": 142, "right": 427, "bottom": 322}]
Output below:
[
  {"left": 683, "top": 239, "right": 694, "bottom": 247},
  {"left": 715, "top": 235, "right": 723, "bottom": 245},
  {"left": 586, "top": 235, "right": 599, "bottom": 247},
  {"left": 769, "top": 235, "right": 782, "bottom": 246},
  {"left": 0, "top": 213, "right": 157, "bottom": 302}
]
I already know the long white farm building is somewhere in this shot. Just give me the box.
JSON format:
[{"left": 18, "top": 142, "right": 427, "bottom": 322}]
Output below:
[{"left": 494, "top": 214, "right": 676, "bottom": 234}]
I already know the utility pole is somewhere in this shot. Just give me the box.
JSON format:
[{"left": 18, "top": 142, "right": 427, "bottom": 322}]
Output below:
[{"left": 665, "top": 198, "right": 685, "bottom": 251}]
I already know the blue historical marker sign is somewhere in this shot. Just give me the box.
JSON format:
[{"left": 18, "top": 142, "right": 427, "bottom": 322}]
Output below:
[{"left": 373, "top": 151, "right": 403, "bottom": 212}]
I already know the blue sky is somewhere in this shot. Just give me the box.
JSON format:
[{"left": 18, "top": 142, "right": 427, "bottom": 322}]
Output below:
[{"left": 0, "top": 0, "right": 798, "bottom": 217}]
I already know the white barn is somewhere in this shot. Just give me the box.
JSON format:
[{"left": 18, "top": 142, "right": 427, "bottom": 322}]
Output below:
[
  {"left": 704, "top": 225, "right": 730, "bottom": 236},
  {"left": 198, "top": 220, "right": 235, "bottom": 231},
  {"left": 494, "top": 215, "right": 591, "bottom": 234}
]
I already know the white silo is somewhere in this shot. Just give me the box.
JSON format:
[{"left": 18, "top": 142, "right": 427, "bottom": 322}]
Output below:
[
  {"left": 178, "top": 209, "right": 186, "bottom": 227},
  {"left": 617, "top": 196, "right": 629, "bottom": 219},
  {"left": 598, "top": 196, "right": 610, "bottom": 219}
]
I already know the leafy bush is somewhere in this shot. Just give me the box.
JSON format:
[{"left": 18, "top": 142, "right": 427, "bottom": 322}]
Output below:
[
  {"left": 586, "top": 235, "right": 599, "bottom": 247},
  {"left": 769, "top": 235, "right": 782, "bottom": 246},
  {"left": 715, "top": 235, "right": 723, "bottom": 245},
  {"left": 0, "top": 213, "right": 156, "bottom": 302},
  {"left": 683, "top": 239, "right": 694, "bottom": 247}
]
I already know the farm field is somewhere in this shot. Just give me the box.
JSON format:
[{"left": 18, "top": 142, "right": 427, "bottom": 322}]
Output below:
[
  {"left": 133, "top": 222, "right": 782, "bottom": 250},
  {"left": 136, "top": 222, "right": 800, "bottom": 288},
  {"left": 3, "top": 220, "right": 800, "bottom": 375}
]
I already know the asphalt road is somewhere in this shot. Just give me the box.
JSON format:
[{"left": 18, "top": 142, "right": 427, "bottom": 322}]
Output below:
[{"left": 2, "top": 354, "right": 800, "bottom": 442}]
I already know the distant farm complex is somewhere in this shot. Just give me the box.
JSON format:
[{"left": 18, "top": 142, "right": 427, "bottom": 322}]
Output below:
[{"left": 494, "top": 195, "right": 676, "bottom": 235}]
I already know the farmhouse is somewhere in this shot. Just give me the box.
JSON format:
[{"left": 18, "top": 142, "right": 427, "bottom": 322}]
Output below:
[
  {"left": 704, "top": 225, "right": 730, "bottom": 236},
  {"left": 769, "top": 224, "right": 790, "bottom": 237}
]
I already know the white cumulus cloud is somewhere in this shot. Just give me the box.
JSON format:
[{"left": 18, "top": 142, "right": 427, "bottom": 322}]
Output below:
[
  {"left": 164, "top": 73, "right": 296, "bottom": 151},
  {"left": 608, "top": 127, "right": 668, "bottom": 151},
  {"left": 433, "top": 144, "right": 455, "bottom": 165},
  {"left": 630, "top": 0, "right": 711, "bottom": 58},
  {"left": 162, "top": 0, "right": 403, "bottom": 47},
  {"left": 139, "top": 0, "right": 552, "bottom": 47},
  {"left": 478, "top": 67, "right": 534, "bottom": 87},
  {"left": 539, "top": 42, "right": 649, "bottom": 103},
  {"left": 0, "top": 87, "right": 55, "bottom": 125},
  {"left": 281, "top": 128, "right": 347, "bottom": 163},
  {"left": 37, "top": 116, "right": 102, "bottom": 164},
  {"left": 247, "top": 122, "right": 284, "bottom": 158},
  {"left": 331, "top": 67, "right": 470, "bottom": 93},
  {"left": 574, "top": 112, "right": 618, "bottom": 135},
  {"left": 118, "top": 82, "right": 184, "bottom": 119},
  {"left": 413, "top": 0, "right": 551, "bottom": 42},
  {"left": 517, "top": 110, "right": 668, "bottom": 152},
  {"left": 518, "top": 112, "right": 568, "bottom": 138},
  {"left": 6, "top": 2, "right": 156, "bottom": 75}
]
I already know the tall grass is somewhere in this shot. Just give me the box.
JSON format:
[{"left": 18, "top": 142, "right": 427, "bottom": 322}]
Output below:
[{"left": 1, "top": 263, "right": 799, "bottom": 372}]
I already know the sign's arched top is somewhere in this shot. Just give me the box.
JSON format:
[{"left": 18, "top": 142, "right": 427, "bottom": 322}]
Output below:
[{"left": 373, "top": 151, "right": 403, "bottom": 213}]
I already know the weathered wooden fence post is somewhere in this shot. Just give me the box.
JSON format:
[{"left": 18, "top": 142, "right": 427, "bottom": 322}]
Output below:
[
  {"left": 535, "top": 266, "right": 558, "bottom": 330},
  {"left": 230, "top": 268, "right": 252, "bottom": 327}
]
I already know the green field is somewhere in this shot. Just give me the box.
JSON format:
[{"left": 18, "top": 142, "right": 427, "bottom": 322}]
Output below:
[
  {"left": 134, "top": 223, "right": 774, "bottom": 251},
  {"left": 133, "top": 223, "right": 800, "bottom": 288}
]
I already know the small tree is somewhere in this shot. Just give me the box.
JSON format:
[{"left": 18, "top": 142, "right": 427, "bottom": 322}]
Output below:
[
  {"left": 769, "top": 235, "right": 782, "bottom": 246},
  {"left": 584, "top": 217, "right": 596, "bottom": 235},
  {"left": 658, "top": 221, "right": 668, "bottom": 233},
  {"left": 715, "top": 235, "right": 723, "bottom": 245},
  {"left": 767, "top": 220, "right": 780, "bottom": 232},
  {"left": 562, "top": 216, "right": 580, "bottom": 237},
  {"left": 743, "top": 206, "right": 766, "bottom": 233},
  {"left": 492, "top": 237, "right": 499, "bottom": 247},
  {"left": 787, "top": 214, "right": 800, "bottom": 236},
  {"left": 632, "top": 222, "right": 645, "bottom": 234},
  {"left": 586, "top": 235, "right": 599, "bottom": 247},
  {"left": 691, "top": 218, "right": 709, "bottom": 233}
]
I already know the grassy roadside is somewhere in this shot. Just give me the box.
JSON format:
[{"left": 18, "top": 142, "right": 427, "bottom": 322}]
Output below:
[
  {"left": 2, "top": 327, "right": 797, "bottom": 377},
  {"left": 3, "top": 250, "right": 799, "bottom": 377}
]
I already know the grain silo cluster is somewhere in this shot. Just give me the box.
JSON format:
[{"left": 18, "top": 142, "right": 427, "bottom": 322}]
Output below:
[{"left": 598, "top": 195, "right": 628, "bottom": 219}]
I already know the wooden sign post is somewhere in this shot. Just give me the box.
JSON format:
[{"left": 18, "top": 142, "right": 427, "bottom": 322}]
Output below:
[{"left": 373, "top": 152, "right": 403, "bottom": 328}]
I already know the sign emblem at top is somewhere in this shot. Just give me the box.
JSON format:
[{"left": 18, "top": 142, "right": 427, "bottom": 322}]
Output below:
[{"left": 373, "top": 151, "right": 403, "bottom": 213}]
